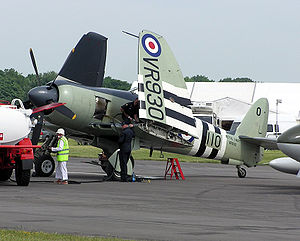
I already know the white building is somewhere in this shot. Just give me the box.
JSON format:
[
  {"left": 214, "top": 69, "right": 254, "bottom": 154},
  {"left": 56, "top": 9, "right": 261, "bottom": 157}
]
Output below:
[{"left": 186, "top": 82, "right": 300, "bottom": 136}]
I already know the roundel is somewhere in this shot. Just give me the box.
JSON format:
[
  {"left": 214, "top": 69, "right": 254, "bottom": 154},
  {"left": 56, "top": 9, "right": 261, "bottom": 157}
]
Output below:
[
  {"left": 178, "top": 134, "right": 195, "bottom": 143},
  {"left": 142, "top": 34, "right": 161, "bottom": 57}
]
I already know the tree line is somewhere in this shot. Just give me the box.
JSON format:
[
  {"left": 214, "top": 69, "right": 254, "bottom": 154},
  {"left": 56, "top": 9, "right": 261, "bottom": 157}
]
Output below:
[
  {"left": 0, "top": 69, "right": 253, "bottom": 102},
  {"left": 0, "top": 69, "right": 131, "bottom": 102},
  {"left": 184, "top": 75, "right": 253, "bottom": 82}
]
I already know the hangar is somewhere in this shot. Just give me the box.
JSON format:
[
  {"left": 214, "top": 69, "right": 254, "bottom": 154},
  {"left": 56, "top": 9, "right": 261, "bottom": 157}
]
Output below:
[{"left": 186, "top": 82, "right": 300, "bottom": 136}]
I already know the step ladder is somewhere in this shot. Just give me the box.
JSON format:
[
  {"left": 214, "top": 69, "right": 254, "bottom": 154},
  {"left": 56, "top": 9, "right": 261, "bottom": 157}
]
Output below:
[{"left": 164, "top": 158, "right": 185, "bottom": 180}]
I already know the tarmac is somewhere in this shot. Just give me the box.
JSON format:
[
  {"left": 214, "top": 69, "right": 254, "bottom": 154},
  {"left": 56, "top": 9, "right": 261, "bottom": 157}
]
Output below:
[{"left": 1, "top": 157, "right": 300, "bottom": 241}]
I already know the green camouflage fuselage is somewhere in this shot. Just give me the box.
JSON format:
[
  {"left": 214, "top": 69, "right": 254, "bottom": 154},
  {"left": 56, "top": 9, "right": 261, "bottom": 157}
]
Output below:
[{"left": 45, "top": 81, "right": 268, "bottom": 168}]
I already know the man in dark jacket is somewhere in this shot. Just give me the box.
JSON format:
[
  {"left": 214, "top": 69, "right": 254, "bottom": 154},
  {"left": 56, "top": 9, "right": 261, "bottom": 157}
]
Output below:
[
  {"left": 120, "top": 98, "right": 139, "bottom": 123},
  {"left": 118, "top": 120, "right": 135, "bottom": 182}
]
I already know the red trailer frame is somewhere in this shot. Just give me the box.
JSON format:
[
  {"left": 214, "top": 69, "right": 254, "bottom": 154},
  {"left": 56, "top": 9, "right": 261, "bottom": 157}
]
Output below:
[{"left": 0, "top": 138, "right": 40, "bottom": 186}]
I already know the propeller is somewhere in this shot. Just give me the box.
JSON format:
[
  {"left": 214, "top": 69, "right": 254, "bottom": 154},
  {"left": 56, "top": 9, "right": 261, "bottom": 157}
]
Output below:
[
  {"left": 31, "top": 113, "right": 44, "bottom": 145},
  {"left": 55, "top": 105, "right": 77, "bottom": 119},
  {"left": 29, "top": 48, "right": 40, "bottom": 85},
  {"left": 28, "top": 48, "right": 76, "bottom": 120}
]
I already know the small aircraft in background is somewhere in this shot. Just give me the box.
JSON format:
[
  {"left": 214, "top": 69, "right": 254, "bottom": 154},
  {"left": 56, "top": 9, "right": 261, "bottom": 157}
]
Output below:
[
  {"left": 27, "top": 30, "right": 270, "bottom": 179},
  {"left": 268, "top": 125, "right": 300, "bottom": 176}
]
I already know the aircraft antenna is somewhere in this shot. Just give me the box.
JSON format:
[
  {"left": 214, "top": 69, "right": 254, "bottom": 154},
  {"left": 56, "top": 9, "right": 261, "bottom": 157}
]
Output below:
[
  {"left": 189, "top": 81, "right": 196, "bottom": 100},
  {"left": 122, "top": 31, "right": 139, "bottom": 38}
]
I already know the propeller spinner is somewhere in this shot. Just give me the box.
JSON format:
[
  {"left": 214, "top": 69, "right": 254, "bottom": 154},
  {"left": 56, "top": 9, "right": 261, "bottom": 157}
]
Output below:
[{"left": 28, "top": 49, "right": 76, "bottom": 120}]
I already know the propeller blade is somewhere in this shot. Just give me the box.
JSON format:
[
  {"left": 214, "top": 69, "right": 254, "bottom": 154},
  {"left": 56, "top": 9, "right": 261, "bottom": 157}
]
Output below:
[
  {"left": 29, "top": 48, "right": 40, "bottom": 82},
  {"left": 55, "top": 105, "right": 77, "bottom": 120},
  {"left": 32, "top": 102, "right": 66, "bottom": 114},
  {"left": 31, "top": 113, "right": 44, "bottom": 145}
]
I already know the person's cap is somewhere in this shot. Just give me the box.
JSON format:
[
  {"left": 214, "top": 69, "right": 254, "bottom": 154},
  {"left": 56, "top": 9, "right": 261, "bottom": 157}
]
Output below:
[{"left": 56, "top": 128, "right": 65, "bottom": 135}]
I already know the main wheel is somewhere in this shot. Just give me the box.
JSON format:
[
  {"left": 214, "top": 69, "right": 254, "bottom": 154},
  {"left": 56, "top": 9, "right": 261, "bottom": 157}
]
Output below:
[
  {"left": 15, "top": 161, "right": 30, "bottom": 186},
  {"left": 237, "top": 167, "right": 247, "bottom": 178},
  {"left": 0, "top": 169, "right": 13, "bottom": 181},
  {"left": 101, "top": 156, "right": 134, "bottom": 181},
  {"left": 34, "top": 154, "right": 55, "bottom": 177},
  {"left": 101, "top": 160, "right": 120, "bottom": 181}
]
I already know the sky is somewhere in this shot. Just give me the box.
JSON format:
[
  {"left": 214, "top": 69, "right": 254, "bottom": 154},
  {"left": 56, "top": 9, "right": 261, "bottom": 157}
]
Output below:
[{"left": 0, "top": 0, "right": 299, "bottom": 83}]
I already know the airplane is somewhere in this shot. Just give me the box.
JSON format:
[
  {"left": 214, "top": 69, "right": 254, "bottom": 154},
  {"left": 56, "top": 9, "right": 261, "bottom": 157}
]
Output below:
[
  {"left": 27, "top": 30, "right": 270, "bottom": 180},
  {"left": 268, "top": 125, "right": 300, "bottom": 176}
]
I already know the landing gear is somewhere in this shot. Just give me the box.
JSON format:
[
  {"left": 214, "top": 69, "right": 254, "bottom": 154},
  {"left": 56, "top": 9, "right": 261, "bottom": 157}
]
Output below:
[
  {"left": 15, "top": 159, "right": 30, "bottom": 186},
  {"left": 33, "top": 134, "right": 57, "bottom": 177},
  {"left": 236, "top": 165, "right": 247, "bottom": 178},
  {"left": 34, "top": 154, "right": 55, "bottom": 177},
  {"left": 100, "top": 155, "right": 134, "bottom": 181}
]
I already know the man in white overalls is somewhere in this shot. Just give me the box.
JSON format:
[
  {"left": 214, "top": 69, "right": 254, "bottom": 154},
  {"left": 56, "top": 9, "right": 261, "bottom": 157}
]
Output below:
[{"left": 51, "top": 128, "right": 69, "bottom": 184}]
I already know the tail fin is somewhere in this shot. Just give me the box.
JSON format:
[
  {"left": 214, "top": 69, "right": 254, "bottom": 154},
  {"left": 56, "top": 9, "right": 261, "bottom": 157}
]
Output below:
[
  {"left": 235, "top": 98, "right": 269, "bottom": 138},
  {"left": 137, "top": 30, "right": 197, "bottom": 136},
  {"left": 58, "top": 32, "right": 107, "bottom": 87},
  {"left": 235, "top": 98, "right": 269, "bottom": 167}
]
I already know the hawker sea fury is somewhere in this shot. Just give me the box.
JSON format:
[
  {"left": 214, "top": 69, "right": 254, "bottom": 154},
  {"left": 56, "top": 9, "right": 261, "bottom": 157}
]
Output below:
[{"left": 28, "top": 30, "right": 269, "bottom": 179}]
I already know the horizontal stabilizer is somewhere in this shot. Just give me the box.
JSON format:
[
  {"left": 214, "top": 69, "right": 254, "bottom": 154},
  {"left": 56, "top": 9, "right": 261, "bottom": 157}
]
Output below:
[{"left": 239, "top": 135, "right": 278, "bottom": 150}]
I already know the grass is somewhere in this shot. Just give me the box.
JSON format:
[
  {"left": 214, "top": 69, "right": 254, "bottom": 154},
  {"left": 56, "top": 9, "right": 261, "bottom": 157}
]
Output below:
[
  {"left": 68, "top": 139, "right": 100, "bottom": 158},
  {"left": 0, "top": 229, "right": 133, "bottom": 241},
  {"left": 66, "top": 139, "right": 286, "bottom": 165}
]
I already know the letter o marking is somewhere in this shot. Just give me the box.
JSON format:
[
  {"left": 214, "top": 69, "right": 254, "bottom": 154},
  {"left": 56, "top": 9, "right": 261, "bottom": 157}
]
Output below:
[{"left": 256, "top": 107, "right": 261, "bottom": 116}]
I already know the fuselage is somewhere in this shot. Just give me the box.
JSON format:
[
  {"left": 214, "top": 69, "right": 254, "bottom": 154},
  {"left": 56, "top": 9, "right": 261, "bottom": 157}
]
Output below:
[
  {"left": 41, "top": 80, "right": 260, "bottom": 167},
  {"left": 30, "top": 79, "right": 265, "bottom": 169},
  {"left": 45, "top": 79, "right": 137, "bottom": 136}
]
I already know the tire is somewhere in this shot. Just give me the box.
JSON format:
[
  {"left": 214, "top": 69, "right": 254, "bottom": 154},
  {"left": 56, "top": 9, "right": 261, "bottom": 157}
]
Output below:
[
  {"left": 101, "top": 160, "right": 113, "bottom": 176},
  {"left": 101, "top": 157, "right": 134, "bottom": 181},
  {"left": 15, "top": 160, "right": 30, "bottom": 186},
  {"left": 101, "top": 160, "right": 119, "bottom": 180},
  {"left": 34, "top": 154, "right": 55, "bottom": 177},
  {"left": 237, "top": 167, "right": 247, "bottom": 178},
  {"left": 0, "top": 169, "right": 13, "bottom": 181},
  {"left": 130, "top": 155, "right": 134, "bottom": 168}
]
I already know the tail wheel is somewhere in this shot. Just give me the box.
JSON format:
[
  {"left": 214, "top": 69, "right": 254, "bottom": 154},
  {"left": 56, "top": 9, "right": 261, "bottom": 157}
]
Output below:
[
  {"left": 0, "top": 169, "right": 13, "bottom": 181},
  {"left": 237, "top": 167, "right": 247, "bottom": 178},
  {"left": 15, "top": 160, "right": 30, "bottom": 186},
  {"left": 34, "top": 154, "right": 55, "bottom": 177}
]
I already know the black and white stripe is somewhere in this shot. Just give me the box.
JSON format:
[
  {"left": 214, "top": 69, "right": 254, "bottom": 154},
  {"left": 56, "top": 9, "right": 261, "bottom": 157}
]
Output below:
[
  {"left": 139, "top": 101, "right": 195, "bottom": 127},
  {"left": 138, "top": 83, "right": 191, "bottom": 107},
  {"left": 138, "top": 74, "right": 197, "bottom": 136},
  {"left": 207, "top": 126, "right": 221, "bottom": 159},
  {"left": 190, "top": 119, "right": 227, "bottom": 160}
]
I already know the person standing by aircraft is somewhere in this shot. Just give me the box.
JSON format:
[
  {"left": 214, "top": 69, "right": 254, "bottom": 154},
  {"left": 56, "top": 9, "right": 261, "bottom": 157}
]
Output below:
[
  {"left": 51, "top": 128, "right": 69, "bottom": 184},
  {"left": 120, "top": 97, "right": 139, "bottom": 123},
  {"left": 118, "top": 120, "right": 134, "bottom": 182}
]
